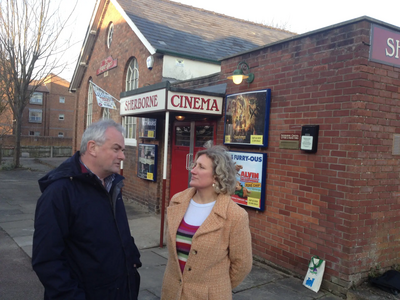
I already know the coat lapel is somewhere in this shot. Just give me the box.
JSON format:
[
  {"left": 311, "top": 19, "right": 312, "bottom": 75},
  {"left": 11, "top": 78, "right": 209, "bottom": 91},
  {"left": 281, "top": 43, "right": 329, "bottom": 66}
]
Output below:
[{"left": 166, "top": 188, "right": 195, "bottom": 247}]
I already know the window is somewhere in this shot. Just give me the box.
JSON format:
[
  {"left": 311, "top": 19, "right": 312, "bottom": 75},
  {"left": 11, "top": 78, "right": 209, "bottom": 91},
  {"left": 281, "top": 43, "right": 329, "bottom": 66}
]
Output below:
[
  {"left": 30, "top": 92, "right": 43, "bottom": 105},
  {"left": 102, "top": 108, "right": 110, "bottom": 119},
  {"left": 107, "top": 23, "right": 114, "bottom": 48},
  {"left": 124, "top": 116, "right": 136, "bottom": 139},
  {"left": 59, "top": 114, "right": 65, "bottom": 120},
  {"left": 29, "top": 109, "right": 42, "bottom": 123},
  {"left": 87, "top": 82, "right": 93, "bottom": 126},
  {"left": 58, "top": 132, "right": 64, "bottom": 137},
  {"left": 126, "top": 58, "right": 139, "bottom": 91},
  {"left": 124, "top": 58, "right": 139, "bottom": 145},
  {"left": 29, "top": 131, "right": 40, "bottom": 136},
  {"left": 59, "top": 96, "right": 65, "bottom": 103}
]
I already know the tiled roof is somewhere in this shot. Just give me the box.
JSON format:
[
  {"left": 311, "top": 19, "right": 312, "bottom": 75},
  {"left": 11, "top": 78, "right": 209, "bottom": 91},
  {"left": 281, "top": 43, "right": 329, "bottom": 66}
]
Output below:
[{"left": 117, "top": 0, "right": 296, "bottom": 62}]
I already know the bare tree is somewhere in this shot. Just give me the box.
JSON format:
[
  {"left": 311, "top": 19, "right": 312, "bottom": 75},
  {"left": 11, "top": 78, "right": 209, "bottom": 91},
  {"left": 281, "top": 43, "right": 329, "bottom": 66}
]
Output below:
[{"left": 0, "top": 0, "right": 76, "bottom": 167}]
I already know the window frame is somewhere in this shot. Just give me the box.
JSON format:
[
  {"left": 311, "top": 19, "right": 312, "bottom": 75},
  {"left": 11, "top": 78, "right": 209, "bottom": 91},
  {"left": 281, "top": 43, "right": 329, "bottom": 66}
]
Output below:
[
  {"left": 30, "top": 92, "right": 43, "bottom": 105},
  {"left": 59, "top": 114, "right": 65, "bottom": 120},
  {"left": 124, "top": 58, "right": 139, "bottom": 146},
  {"left": 58, "top": 132, "right": 64, "bottom": 137},
  {"left": 107, "top": 23, "right": 114, "bottom": 49},
  {"left": 59, "top": 96, "right": 65, "bottom": 103},
  {"left": 29, "top": 109, "right": 42, "bottom": 123}
]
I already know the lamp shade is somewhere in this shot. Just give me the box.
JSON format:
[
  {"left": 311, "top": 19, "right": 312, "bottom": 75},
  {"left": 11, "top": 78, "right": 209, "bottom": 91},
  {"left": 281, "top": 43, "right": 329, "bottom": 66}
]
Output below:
[{"left": 227, "top": 69, "right": 249, "bottom": 85}]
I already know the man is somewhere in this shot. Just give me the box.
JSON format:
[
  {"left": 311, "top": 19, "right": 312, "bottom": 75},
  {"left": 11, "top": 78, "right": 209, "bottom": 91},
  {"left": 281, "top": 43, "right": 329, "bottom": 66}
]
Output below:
[{"left": 32, "top": 119, "right": 141, "bottom": 300}]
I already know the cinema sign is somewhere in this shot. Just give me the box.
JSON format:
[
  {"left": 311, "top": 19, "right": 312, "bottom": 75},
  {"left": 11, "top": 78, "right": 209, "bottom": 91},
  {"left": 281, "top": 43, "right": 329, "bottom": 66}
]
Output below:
[
  {"left": 120, "top": 84, "right": 223, "bottom": 116},
  {"left": 370, "top": 24, "right": 400, "bottom": 68}
]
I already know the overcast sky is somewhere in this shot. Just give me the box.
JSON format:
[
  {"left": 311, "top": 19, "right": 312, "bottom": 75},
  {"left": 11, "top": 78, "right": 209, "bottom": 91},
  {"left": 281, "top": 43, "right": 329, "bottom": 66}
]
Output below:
[{"left": 61, "top": 0, "right": 400, "bottom": 81}]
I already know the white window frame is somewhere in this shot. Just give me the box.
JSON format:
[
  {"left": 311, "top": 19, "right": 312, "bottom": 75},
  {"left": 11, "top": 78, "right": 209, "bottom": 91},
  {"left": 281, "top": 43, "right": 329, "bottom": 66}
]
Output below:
[
  {"left": 124, "top": 116, "right": 136, "bottom": 146},
  {"left": 126, "top": 58, "right": 139, "bottom": 91},
  {"left": 29, "top": 109, "right": 42, "bottom": 123},
  {"left": 58, "top": 132, "right": 64, "bottom": 137},
  {"left": 30, "top": 92, "right": 43, "bottom": 105},
  {"left": 87, "top": 83, "right": 93, "bottom": 127},
  {"left": 124, "top": 58, "right": 139, "bottom": 146},
  {"left": 59, "top": 96, "right": 65, "bottom": 103},
  {"left": 102, "top": 108, "right": 110, "bottom": 119},
  {"left": 107, "top": 23, "right": 114, "bottom": 49},
  {"left": 59, "top": 114, "right": 65, "bottom": 120}
]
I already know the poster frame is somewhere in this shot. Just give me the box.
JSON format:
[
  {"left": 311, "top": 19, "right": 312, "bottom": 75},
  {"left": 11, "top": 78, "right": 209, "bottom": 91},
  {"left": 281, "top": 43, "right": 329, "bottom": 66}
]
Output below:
[
  {"left": 138, "top": 118, "right": 157, "bottom": 139},
  {"left": 137, "top": 144, "right": 157, "bottom": 181},
  {"left": 223, "top": 89, "right": 271, "bottom": 147},
  {"left": 228, "top": 150, "right": 267, "bottom": 211}
]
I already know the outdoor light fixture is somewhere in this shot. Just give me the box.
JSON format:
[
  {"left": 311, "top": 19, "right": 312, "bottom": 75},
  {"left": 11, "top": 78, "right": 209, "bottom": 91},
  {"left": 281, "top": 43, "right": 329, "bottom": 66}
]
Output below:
[
  {"left": 227, "top": 61, "right": 254, "bottom": 84},
  {"left": 175, "top": 115, "right": 185, "bottom": 121}
]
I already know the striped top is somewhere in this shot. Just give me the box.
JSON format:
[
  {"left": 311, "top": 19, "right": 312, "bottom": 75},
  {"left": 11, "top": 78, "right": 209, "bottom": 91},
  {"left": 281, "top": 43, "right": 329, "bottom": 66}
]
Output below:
[{"left": 176, "top": 219, "right": 199, "bottom": 273}]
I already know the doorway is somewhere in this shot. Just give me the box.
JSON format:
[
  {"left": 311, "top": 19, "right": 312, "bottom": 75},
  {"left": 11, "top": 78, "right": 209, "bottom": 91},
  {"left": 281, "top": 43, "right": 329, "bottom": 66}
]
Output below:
[{"left": 170, "top": 120, "right": 217, "bottom": 198}]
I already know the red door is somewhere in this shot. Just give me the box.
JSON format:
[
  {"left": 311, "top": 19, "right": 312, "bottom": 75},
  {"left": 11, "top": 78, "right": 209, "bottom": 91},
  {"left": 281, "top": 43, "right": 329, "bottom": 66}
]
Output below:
[{"left": 170, "top": 120, "right": 216, "bottom": 198}]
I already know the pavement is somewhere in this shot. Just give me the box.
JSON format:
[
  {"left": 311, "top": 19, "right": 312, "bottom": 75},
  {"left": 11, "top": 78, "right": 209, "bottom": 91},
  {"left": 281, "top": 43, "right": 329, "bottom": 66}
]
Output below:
[{"left": 0, "top": 157, "right": 398, "bottom": 300}]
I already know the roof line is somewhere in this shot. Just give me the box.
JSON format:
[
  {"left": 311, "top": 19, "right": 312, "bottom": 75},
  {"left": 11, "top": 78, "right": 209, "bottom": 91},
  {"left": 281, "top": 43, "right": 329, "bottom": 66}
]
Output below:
[
  {"left": 155, "top": 49, "right": 220, "bottom": 64},
  {"left": 220, "top": 16, "right": 400, "bottom": 61},
  {"left": 111, "top": 0, "right": 156, "bottom": 55}
]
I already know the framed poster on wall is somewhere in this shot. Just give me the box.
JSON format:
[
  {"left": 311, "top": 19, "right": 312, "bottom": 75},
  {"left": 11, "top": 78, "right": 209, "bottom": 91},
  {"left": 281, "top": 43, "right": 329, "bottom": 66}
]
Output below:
[
  {"left": 229, "top": 151, "right": 267, "bottom": 211},
  {"left": 138, "top": 118, "right": 157, "bottom": 139},
  {"left": 137, "top": 144, "right": 157, "bottom": 181},
  {"left": 224, "top": 89, "right": 271, "bottom": 147}
]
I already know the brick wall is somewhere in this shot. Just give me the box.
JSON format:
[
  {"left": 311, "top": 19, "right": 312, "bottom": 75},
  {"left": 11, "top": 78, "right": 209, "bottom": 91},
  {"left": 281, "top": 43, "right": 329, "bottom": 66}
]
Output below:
[
  {"left": 174, "top": 20, "right": 400, "bottom": 295},
  {"left": 72, "top": 1, "right": 164, "bottom": 213}
]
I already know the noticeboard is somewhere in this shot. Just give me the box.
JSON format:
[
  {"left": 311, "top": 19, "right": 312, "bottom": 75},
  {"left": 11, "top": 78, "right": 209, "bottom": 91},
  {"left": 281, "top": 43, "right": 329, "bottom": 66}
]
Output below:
[
  {"left": 224, "top": 89, "right": 271, "bottom": 147},
  {"left": 229, "top": 150, "right": 267, "bottom": 211},
  {"left": 137, "top": 144, "right": 157, "bottom": 181}
]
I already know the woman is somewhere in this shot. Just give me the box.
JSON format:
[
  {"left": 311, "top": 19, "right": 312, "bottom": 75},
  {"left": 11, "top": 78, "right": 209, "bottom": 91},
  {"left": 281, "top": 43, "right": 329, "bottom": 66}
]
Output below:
[{"left": 161, "top": 145, "right": 252, "bottom": 300}]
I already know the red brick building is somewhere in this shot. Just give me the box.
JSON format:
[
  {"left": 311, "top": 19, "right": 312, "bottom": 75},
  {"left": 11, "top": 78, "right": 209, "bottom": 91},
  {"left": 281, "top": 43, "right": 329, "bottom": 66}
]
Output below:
[
  {"left": 69, "top": 0, "right": 400, "bottom": 296},
  {"left": 22, "top": 74, "right": 75, "bottom": 138}
]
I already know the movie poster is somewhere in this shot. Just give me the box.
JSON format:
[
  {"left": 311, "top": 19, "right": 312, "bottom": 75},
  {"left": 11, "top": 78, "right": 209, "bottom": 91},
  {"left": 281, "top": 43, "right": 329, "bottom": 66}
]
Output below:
[
  {"left": 137, "top": 144, "right": 157, "bottom": 181},
  {"left": 224, "top": 89, "right": 271, "bottom": 147},
  {"left": 138, "top": 118, "right": 157, "bottom": 139},
  {"left": 229, "top": 151, "right": 267, "bottom": 211}
]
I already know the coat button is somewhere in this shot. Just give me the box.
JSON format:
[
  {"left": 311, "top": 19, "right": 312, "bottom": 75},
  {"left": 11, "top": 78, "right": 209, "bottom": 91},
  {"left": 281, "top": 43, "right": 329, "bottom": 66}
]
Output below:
[
  {"left": 188, "top": 267, "right": 192, "bottom": 271},
  {"left": 192, "top": 250, "right": 197, "bottom": 254}
]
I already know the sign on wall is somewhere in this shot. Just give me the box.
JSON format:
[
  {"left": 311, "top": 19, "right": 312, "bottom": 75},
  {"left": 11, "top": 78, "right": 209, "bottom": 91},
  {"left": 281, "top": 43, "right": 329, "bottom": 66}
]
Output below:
[
  {"left": 229, "top": 151, "right": 267, "bottom": 211},
  {"left": 224, "top": 89, "right": 271, "bottom": 147},
  {"left": 370, "top": 24, "right": 400, "bottom": 68}
]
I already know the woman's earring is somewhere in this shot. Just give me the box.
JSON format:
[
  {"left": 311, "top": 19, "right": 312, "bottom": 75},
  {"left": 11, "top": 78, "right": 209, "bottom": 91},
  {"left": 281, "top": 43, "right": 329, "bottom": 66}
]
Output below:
[{"left": 212, "top": 183, "right": 215, "bottom": 187}]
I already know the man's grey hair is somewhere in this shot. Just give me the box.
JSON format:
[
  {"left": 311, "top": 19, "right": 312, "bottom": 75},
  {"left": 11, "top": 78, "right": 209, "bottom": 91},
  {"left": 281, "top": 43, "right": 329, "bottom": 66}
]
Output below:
[
  {"left": 80, "top": 119, "right": 125, "bottom": 154},
  {"left": 194, "top": 145, "right": 237, "bottom": 195}
]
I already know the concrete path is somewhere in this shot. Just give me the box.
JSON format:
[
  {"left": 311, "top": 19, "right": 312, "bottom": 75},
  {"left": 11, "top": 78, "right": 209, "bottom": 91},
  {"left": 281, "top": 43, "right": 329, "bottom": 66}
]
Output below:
[{"left": 1, "top": 157, "right": 396, "bottom": 299}]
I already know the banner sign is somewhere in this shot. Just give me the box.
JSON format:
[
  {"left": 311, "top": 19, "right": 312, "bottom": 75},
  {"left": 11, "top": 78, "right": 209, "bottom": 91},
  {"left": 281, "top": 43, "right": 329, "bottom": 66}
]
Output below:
[
  {"left": 229, "top": 151, "right": 267, "bottom": 211},
  {"left": 120, "top": 89, "right": 166, "bottom": 116},
  {"left": 91, "top": 83, "right": 117, "bottom": 109},
  {"left": 224, "top": 89, "right": 271, "bottom": 147},
  {"left": 370, "top": 24, "right": 400, "bottom": 68}
]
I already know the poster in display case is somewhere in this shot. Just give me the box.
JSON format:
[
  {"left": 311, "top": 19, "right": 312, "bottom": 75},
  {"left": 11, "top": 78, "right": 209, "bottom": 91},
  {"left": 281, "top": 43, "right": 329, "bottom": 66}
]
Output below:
[
  {"left": 224, "top": 89, "right": 271, "bottom": 147},
  {"left": 229, "top": 150, "right": 267, "bottom": 211},
  {"left": 137, "top": 144, "right": 157, "bottom": 181},
  {"left": 138, "top": 118, "right": 157, "bottom": 139}
]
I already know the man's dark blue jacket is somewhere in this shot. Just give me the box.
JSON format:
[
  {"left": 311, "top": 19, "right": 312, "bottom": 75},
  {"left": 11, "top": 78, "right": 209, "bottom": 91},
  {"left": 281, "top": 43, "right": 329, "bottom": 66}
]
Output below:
[{"left": 32, "top": 152, "right": 141, "bottom": 300}]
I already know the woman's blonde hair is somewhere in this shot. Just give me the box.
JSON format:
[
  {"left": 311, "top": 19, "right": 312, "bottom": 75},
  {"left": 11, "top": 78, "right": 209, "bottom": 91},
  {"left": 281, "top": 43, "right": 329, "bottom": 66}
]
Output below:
[{"left": 194, "top": 145, "right": 237, "bottom": 195}]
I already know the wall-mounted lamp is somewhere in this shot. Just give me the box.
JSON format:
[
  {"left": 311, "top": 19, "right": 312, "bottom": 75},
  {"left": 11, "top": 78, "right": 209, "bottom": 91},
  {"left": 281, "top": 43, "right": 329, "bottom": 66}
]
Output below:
[
  {"left": 227, "top": 61, "right": 254, "bottom": 84},
  {"left": 175, "top": 115, "right": 185, "bottom": 121}
]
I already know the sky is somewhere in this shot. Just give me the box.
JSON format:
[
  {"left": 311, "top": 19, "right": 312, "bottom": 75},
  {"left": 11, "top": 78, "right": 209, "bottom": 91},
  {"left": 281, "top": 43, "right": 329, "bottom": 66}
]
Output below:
[{"left": 61, "top": 0, "right": 400, "bottom": 82}]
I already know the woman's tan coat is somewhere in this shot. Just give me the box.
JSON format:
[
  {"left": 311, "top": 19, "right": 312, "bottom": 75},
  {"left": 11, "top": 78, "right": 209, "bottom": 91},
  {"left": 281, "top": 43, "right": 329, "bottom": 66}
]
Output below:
[{"left": 161, "top": 188, "right": 252, "bottom": 300}]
